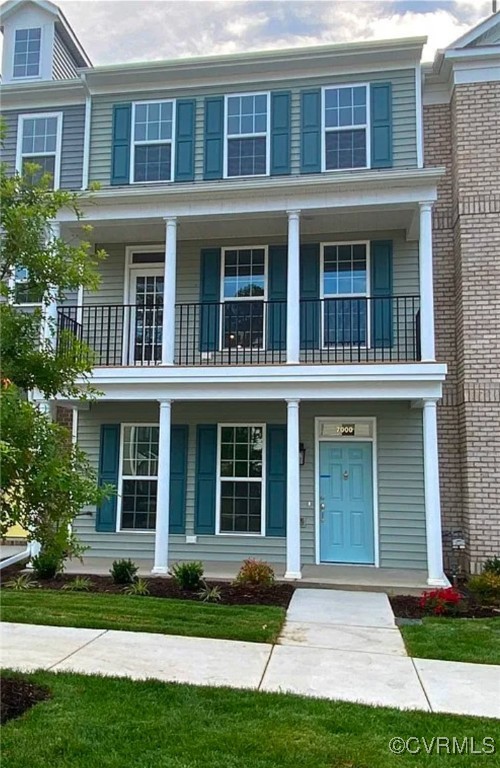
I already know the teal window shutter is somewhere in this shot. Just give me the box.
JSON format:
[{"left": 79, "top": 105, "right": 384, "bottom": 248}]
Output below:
[
  {"left": 370, "top": 83, "right": 393, "bottom": 168},
  {"left": 195, "top": 425, "right": 217, "bottom": 534},
  {"left": 175, "top": 100, "right": 195, "bottom": 182},
  {"left": 300, "top": 243, "right": 320, "bottom": 348},
  {"left": 96, "top": 424, "right": 120, "bottom": 531},
  {"left": 266, "top": 425, "right": 287, "bottom": 536},
  {"left": 270, "top": 91, "right": 291, "bottom": 176},
  {"left": 204, "top": 97, "right": 224, "bottom": 180},
  {"left": 111, "top": 103, "right": 131, "bottom": 185},
  {"left": 267, "top": 244, "right": 287, "bottom": 351},
  {"left": 371, "top": 240, "right": 393, "bottom": 347},
  {"left": 199, "top": 248, "right": 221, "bottom": 352},
  {"left": 169, "top": 425, "right": 188, "bottom": 533},
  {"left": 300, "top": 89, "right": 321, "bottom": 173}
]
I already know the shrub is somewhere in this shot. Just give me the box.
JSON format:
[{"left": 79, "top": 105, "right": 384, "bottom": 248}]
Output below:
[
  {"left": 468, "top": 572, "right": 500, "bottom": 606},
  {"left": 62, "top": 576, "right": 91, "bottom": 592},
  {"left": 197, "top": 581, "right": 222, "bottom": 603},
  {"left": 5, "top": 574, "right": 37, "bottom": 591},
  {"left": 483, "top": 557, "right": 500, "bottom": 576},
  {"left": 235, "top": 558, "right": 275, "bottom": 587},
  {"left": 419, "top": 587, "right": 463, "bottom": 616},
  {"left": 123, "top": 577, "right": 150, "bottom": 596},
  {"left": 31, "top": 550, "right": 63, "bottom": 579},
  {"left": 110, "top": 559, "right": 138, "bottom": 585},
  {"left": 170, "top": 561, "right": 204, "bottom": 590}
]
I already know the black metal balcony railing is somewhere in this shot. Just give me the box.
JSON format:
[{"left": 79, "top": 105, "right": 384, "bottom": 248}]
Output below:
[{"left": 57, "top": 295, "right": 420, "bottom": 367}]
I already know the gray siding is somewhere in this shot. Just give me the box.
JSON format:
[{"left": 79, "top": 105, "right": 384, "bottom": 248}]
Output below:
[
  {"left": 89, "top": 68, "right": 417, "bottom": 185},
  {"left": 75, "top": 399, "right": 426, "bottom": 569},
  {"left": 52, "top": 30, "right": 78, "bottom": 80},
  {"left": 0, "top": 105, "right": 85, "bottom": 190}
]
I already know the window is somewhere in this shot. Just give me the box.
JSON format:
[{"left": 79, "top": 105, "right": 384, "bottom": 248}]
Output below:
[
  {"left": 13, "top": 27, "right": 41, "bottom": 78},
  {"left": 132, "top": 101, "right": 174, "bottom": 182},
  {"left": 16, "top": 113, "right": 62, "bottom": 189},
  {"left": 120, "top": 425, "right": 159, "bottom": 530},
  {"left": 322, "top": 242, "right": 369, "bottom": 346},
  {"left": 323, "top": 85, "right": 368, "bottom": 171},
  {"left": 225, "top": 93, "right": 269, "bottom": 177},
  {"left": 222, "top": 247, "right": 266, "bottom": 350},
  {"left": 218, "top": 425, "right": 265, "bottom": 534},
  {"left": 13, "top": 266, "right": 43, "bottom": 305}
]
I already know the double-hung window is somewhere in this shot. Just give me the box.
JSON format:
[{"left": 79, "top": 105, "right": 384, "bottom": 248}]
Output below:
[
  {"left": 218, "top": 425, "right": 265, "bottom": 534},
  {"left": 16, "top": 113, "right": 62, "bottom": 189},
  {"left": 13, "top": 27, "right": 41, "bottom": 79},
  {"left": 322, "top": 242, "right": 369, "bottom": 346},
  {"left": 222, "top": 247, "right": 267, "bottom": 350},
  {"left": 323, "top": 85, "right": 369, "bottom": 171},
  {"left": 225, "top": 93, "right": 269, "bottom": 177},
  {"left": 132, "top": 101, "right": 175, "bottom": 183},
  {"left": 120, "top": 425, "right": 159, "bottom": 530},
  {"left": 13, "top": 266, "right": 43, "bottom": 305}
]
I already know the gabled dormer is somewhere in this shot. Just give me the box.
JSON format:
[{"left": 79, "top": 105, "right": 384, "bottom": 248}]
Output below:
[{"left": 0, "top": 0, "right": 91, "bottom": 84}]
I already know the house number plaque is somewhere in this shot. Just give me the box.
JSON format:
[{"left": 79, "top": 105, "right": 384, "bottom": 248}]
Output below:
[{"left": 337, "top": 424, "right": 355, "bottom": 436}]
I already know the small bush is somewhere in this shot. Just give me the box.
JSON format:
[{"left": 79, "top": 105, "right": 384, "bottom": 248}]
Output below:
[
  {"left": 31, "top": 551, "right": 63, "bottom": 580},
  {"left": 5, "top": 574, "right": 37, "bottom": 591},
  {"left": 170, "top": 561, "right": 204, "bottom": 590},
  {"left": 469, "top": 572, "right": 500, "bottom": 606},
  {"left": 197, "top": 580, "right": 222, "bottom": 603},
  {"left": 235, "top": 558, "right": 275, "bottom": 587},
  {"left": 110, "top": 559, "right": 138, "bottom": 585},
  {"left": 123, "top": 577, "right": 150, "bottom": 596},
  {"left": 483, "top": 557, "right": 500, "bottom": 576},
  {"left": 419, "top": 587, "right": 463, "bottom": 616},
  {"left": 62, "top": 577, "right": 91, "bottom": 592}
]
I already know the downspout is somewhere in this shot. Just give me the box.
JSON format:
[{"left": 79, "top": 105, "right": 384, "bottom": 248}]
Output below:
[{"left": 81, "top": 72, "right": 92, "bottom": 190}]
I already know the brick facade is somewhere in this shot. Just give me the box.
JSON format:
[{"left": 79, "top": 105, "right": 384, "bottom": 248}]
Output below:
[{"left": 424, "top": 82, "right": 500, "bottom": 573}]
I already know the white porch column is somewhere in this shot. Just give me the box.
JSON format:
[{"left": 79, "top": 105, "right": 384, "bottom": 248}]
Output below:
[
  {"left": 418, "top": 202, "right": 435, "bottom": 361},
  {"left": 162, "top": 217, "right": 177, "bottom": 365},
  {"left": 43, "top": 221, "right": 60, "bottom": 352},
  {"left": 286, "top": 210, "right": 300, "bottom": 364},
  {"left": 285, "top": 398, "right": 302, "bottom": 579},
  {"left": 423, "top": 399, "right": 447, "bottom": 586},
  {"left": 152, "top": 399, "right": 172, "bottom": 574}
]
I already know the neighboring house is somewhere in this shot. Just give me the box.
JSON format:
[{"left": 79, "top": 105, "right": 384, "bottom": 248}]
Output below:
[{"left": 0, "top": 0, "right": 497, "bottom": 583}]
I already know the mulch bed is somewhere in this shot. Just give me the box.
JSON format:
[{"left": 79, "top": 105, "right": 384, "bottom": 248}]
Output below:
[
  {"left": 1, "top": 677, "right": 51, "bottom": 725},
  {"left": 390, "top": 594, "right": 500, "bottom": 619}
]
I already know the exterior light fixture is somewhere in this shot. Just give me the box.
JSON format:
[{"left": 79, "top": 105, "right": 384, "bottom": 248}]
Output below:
[{"left": 299, "top": 442, "right": 306, "bottom": 466}]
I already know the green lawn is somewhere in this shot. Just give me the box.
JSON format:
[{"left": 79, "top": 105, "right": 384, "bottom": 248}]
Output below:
[
  {"left": 400, "top": 617, "right": 500, "bottom": 665},
  {"left": 3, "top": 671, "right": 500, "bottom": 768},
  {"left": 0, "top": 589, "right": 284, "bottom": 644}
]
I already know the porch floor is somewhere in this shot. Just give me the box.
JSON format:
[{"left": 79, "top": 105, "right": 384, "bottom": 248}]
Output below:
[{"left": 60, "top": 557, "right": 428, "bottom": 594}]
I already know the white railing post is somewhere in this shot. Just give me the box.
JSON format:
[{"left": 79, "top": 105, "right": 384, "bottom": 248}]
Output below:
[
  {"left": 419, "top": 202, "right": 435, "bottom": 361},
  {"left": 286, "top": 210, "right": 301, "bottom": 364},
  {"left": 152, "top": 399, "right": 172, "bottom": 574},
  {"left": 285, "top": 398, "right": 302, "bottom": 579},
  {"left": 162, "top": 217, "right": 177, "bottom": 365},
  {"left": 423, "top": 399, "right": 447, "bottom": 586}
]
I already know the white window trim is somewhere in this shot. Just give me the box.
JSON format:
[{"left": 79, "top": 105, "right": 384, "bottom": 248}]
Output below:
[
  {"left": 320, "top": 240, "right": 371, "bottom": 349},
  {"left": 321, "top": 83, "right": 371, "bottom": 173},
  {"left": 130, "top": 100, "right": 176, "bottom": 185},
  {"left": 220, "top": 245, "right": 268, "bottom": 352},
  {"left": 117, "top": 422, "right": 159, "bottom": 533},
  {"left": 12, "top": 26, "right": 43, "bottom": 81},
  {"left": 16, "top": 112, "right": 63, "bottom": 190},
  {"left": 223, "top": 91, "right": 271, "bottom": 179},
  {"left": 216, "top": 423, "right": 267, "bottom": 537}
]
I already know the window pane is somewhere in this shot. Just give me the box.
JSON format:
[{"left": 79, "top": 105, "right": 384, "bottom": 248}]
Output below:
[
  {"left": 220, "top": 480, "right": 262, "bottom": 533},
  {"left": 227, "top": 137, "right": 266, "bottom": 177},
  {"left": 323, "top": 244, "right": 367, "bottom": 296},
  {"left": 226, "top": 94, "right": 267, "bottom": 137},
  {"left": 324, "top": 298, "right": 367, "bottom": 346},
  {"left": 121, "top": 479, "right": 157, "bottom": 529},
  {"left": 13, "top": 28, "right": 41, "bottom": 77},
  {"left": 134, "top": 101, "right": 173, "bottom": 143},
  {"left": 22, "top": 155, "right": 55, "bottom": 188},
  {"left": 223, "top": 248, "right": 265, "bottom": 298},
  {"left": 219, "top": 426, "right": 263, "bottom": 478},
  {"left": 122, "top": 426, "right": 159, "bottom": 476},
  {"left": 134, "top": 144, "right": 171, "bottom": 182},
  {"left": 325, "top": 129, "right": 366, "bottom": 170},
  {"left": 224, "top": 301, "right": 264, "bottom": 349}
]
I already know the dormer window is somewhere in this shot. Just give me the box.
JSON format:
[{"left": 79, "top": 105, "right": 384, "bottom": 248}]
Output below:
[{"left": 13, "top": 27, "right": 41, "bottom": 78}]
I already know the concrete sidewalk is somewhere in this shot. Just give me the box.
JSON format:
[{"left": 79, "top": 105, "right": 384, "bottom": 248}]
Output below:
[{"left": 1, "top": 589, "right": 499, "bottom": 718}]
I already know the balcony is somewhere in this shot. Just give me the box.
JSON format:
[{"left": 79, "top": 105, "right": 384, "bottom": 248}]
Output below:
[{"left": 57, "top": 295, "right": 421, "bottom": 367}]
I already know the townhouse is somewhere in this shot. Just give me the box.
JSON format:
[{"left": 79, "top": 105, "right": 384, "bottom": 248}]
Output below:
[{"left": 1, "top": 0, "right": 498, "bottom": 583}]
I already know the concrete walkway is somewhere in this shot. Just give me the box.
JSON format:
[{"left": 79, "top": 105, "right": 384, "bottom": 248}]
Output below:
[{"left": 1, "top": 588, "right": 499, "bottom": 719}]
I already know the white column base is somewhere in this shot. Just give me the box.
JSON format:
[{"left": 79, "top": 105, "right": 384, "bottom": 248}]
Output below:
[
  {"left": 284, "top": 570, "right": 302, "bottom": 580},
  {"left": 151, "top": 566, "right": 169, "bottom": 576},
  {"left": 427, "top": 574, "right": 451, "bottom": 587}
]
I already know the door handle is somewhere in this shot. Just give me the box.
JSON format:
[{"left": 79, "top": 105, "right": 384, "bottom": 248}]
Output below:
[{"left": 320, "top": 502, "right": 325, "bottom": 523}]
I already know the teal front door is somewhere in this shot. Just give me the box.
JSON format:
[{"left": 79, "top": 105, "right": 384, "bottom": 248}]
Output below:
[{"left": 319, "top": 441, "right": 374, "bottom": 564}]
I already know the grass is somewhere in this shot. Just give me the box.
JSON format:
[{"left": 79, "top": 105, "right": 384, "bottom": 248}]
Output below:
[
  {"left": 0, "top": 589, "right": 284, "bottom": 644},
  {"left": 400, "top": 617, "right": 500, "bottom": 665},
  {"left": 3, "top": 670, "right": 500, "bottom": 768}
]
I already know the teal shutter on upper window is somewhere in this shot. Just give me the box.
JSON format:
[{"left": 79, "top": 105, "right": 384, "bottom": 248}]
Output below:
[
  {"left": 175, "top": 100, "right": 195, "bottom": 182},
  {"left": 169, "top": 425, "right": 188, "bottom": 534},
  {"left": 267, "top": 245, "right": 287, "bottom": 351},
  {"left": 111, "top": 104, "right": 131, "bottom": 185},
  {"left": 270, "top": 91, "right": 291, "bottom": 176},
  {"left": 300, "top": 243, "right": 320, "bottom": 348},
  {"left": 204, "top": 97, "right": 224, "bottom": 180},
  {"left": 300, "top": 89, "right": 321, "bottom": 173},
  {"left": 199, "top": 248, "right": 221, "bottom": 352},
  {"left": 370, "top": 83, "right": 393, "bottom": 168},
  {"left": 371, "top": 240, "right": 393, "bottom": 347},
  {"left": 194, "top": 425, "right": 217, "bottom": 534},
  {"left": 266, "top": 425, "right": 287, "bottom": 537},
  {"left": 96, "top": 424, "right": 120, "bottom": 531}
]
